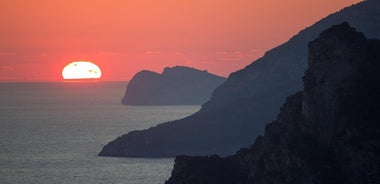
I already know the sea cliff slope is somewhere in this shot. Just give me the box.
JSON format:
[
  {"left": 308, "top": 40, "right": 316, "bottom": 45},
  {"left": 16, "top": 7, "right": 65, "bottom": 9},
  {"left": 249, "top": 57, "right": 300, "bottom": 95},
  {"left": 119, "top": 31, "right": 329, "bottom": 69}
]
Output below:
[{"left": 99, "top": 0, "right": 380, "bottom": 157}]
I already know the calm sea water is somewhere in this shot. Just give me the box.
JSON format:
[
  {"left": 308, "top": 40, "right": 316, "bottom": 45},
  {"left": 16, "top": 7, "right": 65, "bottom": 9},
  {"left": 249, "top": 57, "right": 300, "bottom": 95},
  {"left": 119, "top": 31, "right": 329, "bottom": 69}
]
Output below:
[{"left": 0, "top": 82, "right": 200, "bottom": 184}]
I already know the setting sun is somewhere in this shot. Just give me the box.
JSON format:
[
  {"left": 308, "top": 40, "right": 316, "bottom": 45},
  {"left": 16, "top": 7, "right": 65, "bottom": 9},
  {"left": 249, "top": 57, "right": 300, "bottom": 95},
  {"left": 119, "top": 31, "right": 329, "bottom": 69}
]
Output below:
[{"left": 62, "top": 61, "right": 102, "bottom": 80}]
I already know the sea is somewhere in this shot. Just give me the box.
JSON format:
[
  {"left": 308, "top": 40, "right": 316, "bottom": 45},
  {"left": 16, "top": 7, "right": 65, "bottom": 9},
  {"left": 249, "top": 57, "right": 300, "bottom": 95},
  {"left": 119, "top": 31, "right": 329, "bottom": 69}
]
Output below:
[{"left": 0, "top": 82, "right": 200, "bottom": 184}]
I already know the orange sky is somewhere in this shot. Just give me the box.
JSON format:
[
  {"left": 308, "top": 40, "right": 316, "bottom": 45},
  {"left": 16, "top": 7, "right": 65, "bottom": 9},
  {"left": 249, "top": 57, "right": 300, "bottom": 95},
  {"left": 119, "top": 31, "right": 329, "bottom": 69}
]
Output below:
[{"left": 0, "top": 0, "right": 362, "bottom": 82}]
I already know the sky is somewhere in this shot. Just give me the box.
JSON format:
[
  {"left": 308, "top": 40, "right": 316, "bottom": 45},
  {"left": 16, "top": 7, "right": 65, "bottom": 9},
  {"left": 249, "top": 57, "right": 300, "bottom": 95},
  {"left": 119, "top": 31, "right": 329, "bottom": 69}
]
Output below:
[{"left": 0, "top": 0, "right": 362, "bottom": 82}]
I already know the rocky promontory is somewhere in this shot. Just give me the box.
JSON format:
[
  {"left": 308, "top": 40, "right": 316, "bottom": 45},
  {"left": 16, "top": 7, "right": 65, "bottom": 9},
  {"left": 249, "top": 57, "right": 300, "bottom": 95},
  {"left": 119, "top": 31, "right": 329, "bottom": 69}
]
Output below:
[
  {"left": 165, "top": 23, "right": 380, "bottom": 184},
  {"left": 100, "top": 0, "right": 380, "bottom": 157},
  {"left": 121, "top": 66, "right": 225, "bottom": 105}
]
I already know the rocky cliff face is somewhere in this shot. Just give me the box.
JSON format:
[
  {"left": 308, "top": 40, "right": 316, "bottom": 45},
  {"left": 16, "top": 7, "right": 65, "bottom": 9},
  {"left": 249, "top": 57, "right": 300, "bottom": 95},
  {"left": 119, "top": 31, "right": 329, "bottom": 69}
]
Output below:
[
  {"left": 165, "top": 23, "right": 380, "bottom": 184},
  {"left": 99, "top": 0, "right": 380, "bottom": 157},
  {"left": 121, "top": 66, "right": 225, "bottom": 105}
]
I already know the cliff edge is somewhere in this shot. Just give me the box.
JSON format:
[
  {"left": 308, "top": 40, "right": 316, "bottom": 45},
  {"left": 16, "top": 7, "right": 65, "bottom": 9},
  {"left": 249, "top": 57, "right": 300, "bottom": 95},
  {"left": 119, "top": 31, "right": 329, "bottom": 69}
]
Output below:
[{"left": 165, "top": 22, "right": 380, "bottom": 184}]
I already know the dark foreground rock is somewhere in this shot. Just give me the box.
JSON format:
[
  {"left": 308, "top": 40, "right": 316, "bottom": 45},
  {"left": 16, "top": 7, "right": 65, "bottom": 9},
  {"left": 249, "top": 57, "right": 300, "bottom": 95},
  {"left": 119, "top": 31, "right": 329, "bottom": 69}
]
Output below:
[
  {"left": 99, "top": 0, "right": 380, "bottom": 157},
  {"left": 121, "top": 66, "right": 225, "bottom": 105},
  {"left": 165, "top": 23, "right": 380, "bottom": 184}
]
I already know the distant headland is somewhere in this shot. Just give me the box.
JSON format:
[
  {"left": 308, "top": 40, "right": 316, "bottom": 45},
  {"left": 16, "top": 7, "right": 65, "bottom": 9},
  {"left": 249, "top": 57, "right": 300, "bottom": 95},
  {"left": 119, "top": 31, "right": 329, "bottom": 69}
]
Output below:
[{"left": 121, "top": 66, "right": 226, "bottom": 105}]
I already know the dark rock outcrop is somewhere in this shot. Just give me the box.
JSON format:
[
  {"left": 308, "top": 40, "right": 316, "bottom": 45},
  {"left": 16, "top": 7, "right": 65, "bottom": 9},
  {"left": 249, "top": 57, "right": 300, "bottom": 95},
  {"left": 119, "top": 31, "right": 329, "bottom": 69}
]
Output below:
[
  {"left": 121, "top": 66, "right": 225, "bottom": 105},
  {"left": 165, "top": 23, "right": 380, "bottom": 184},
  {"left": 99, "top": 0, "right": 380, "bottom": 157}
]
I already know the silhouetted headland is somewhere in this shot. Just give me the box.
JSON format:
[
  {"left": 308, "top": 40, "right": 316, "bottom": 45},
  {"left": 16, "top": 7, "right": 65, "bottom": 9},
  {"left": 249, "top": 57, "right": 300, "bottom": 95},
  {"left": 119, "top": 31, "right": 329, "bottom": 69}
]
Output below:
[
  {"left": 99, "top": 0, "right": 380, "bottom": 158},
  {"left": 121, "top": 66, "right": 226, "bottom": 105}
]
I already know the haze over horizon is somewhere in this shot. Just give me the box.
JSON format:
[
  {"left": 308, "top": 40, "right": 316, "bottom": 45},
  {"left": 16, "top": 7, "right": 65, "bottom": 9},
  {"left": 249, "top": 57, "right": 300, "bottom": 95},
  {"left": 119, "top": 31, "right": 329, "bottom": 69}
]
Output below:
[{"left": 0, "top": 0, "right": 362, "bottom": 82}]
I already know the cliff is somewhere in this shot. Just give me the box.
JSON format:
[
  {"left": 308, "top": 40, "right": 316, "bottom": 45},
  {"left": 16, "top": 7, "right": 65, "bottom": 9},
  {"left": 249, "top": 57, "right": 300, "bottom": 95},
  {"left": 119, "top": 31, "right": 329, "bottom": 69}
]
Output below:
[
  {"left": 121, "top": 66, "right": 225, "bottom": 105},
  {"left": 99, "top": 0, "right": 380, "bottom": 157},
  {"left": 165, "top": 23, "right": 380, "bottom": 184}
]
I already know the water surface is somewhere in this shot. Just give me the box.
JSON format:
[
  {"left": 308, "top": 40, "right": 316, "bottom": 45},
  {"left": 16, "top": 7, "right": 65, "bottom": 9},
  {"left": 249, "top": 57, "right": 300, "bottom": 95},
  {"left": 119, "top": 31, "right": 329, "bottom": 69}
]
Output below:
[{"left": 0, "top": 82, "right": 200, "bottom": 184}]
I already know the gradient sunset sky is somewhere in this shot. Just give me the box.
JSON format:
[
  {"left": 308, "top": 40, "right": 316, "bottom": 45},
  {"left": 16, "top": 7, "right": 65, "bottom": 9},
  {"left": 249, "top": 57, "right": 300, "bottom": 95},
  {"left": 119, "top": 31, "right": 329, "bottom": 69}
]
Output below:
[{"left": 0, "top": 0, "right": 362, "bottom": 82}]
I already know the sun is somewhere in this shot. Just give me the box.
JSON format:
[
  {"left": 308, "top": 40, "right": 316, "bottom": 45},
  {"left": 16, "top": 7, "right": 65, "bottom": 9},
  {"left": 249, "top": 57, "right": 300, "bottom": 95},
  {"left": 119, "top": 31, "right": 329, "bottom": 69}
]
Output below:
[{"left": 62, "top": 61, "right": 102, "bottom": 80}]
